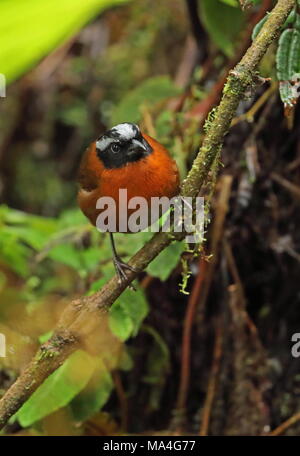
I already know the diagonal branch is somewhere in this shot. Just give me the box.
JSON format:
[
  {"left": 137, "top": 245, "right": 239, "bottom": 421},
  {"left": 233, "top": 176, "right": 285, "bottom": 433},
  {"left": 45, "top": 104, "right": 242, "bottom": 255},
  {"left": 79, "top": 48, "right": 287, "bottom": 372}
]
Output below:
[{"left": 0, "top": 0, "right": 295, "bottom": 430}]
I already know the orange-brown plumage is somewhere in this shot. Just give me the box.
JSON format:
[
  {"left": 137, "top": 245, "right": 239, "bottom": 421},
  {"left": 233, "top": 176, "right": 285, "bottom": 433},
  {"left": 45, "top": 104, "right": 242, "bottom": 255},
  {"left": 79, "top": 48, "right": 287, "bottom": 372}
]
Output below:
[
  {"left": 78, "top": 133, "right": 179, "bottom": 229},
  {"left": 78, "top": 123, "right": 180, "bottom": 282}
]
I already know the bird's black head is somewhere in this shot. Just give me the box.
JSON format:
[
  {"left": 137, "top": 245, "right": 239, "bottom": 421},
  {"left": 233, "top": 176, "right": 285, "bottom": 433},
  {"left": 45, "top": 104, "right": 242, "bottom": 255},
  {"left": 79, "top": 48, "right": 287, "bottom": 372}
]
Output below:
[{"left": 95, "top": 123, "right": 153, "bottom": 169}]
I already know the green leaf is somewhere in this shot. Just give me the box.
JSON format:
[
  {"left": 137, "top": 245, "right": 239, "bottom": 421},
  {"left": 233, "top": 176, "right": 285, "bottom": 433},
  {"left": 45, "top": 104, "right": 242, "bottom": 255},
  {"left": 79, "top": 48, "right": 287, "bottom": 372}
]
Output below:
[
  {"left": 57, "top": 208, "right": 88, "bottom": 229},
  {"left": 16, "top": 350, "right": 96, "bottom": 427},
  {"left": 0, "top": 229, "right": 30, "bottom": 277},
  {"left": 252, "top": 14, "right": 269, "bottom": 41},
  {"left": 0, "top": 0, "right": 130, "bottom": 83},
  {"left": 47, "top": 244, "right": 84, "bottom": 271},
  {"left": 6, "top": 226, "right": 47, "bottom": 251},
  {"left": 109, "top": 304, "right": 134, "bottom": 342},
  {"left": 38, "top": 331, "right": 53, "bottom": 344},
  {"left": 111, "top": 76, "right": 182, "bottom": 126},
  {"left": 146, "top": 241, "right": 184, "bottom": 281},
  {"left": 200, "top": 0, "right": 244, "bottom": 56},
  {"left": 57, "top": 102, "right": 89, "bottom": 128},
  {"left": 70, "top": 365, "right": 113, "bottom": 421},
  {"left": 0, "top": 205, "right": 59, "bottom": 276},
  {"left": 109, "top": 287, "right": 149, "bottom": 341},
  {"left": 219, "top": 0, "right": 239, "bottom": 6},
  {"left": 252, "top": 9, "right": 297, "bottom": 42},
  {"left": 276, "top": 26, "right": 300, "bottom": 106},
  {"left": 142, "top": 325, "right": 170, "bottom": 383},
  {"left": 118, "top": 347, "right": 134, "bottom": 371},
  {"left": 141, "top": 325, "right": 170, "bottom": 411},
  {"left": 277, "top": 29, "right": 294, "bottom": 81}
]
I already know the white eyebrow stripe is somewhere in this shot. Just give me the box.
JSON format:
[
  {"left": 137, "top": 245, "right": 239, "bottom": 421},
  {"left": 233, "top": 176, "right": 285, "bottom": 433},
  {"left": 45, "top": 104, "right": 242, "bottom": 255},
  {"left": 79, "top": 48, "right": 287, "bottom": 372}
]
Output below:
[{"left": 96, "top": 136, "right": 114, "bottom": 151}]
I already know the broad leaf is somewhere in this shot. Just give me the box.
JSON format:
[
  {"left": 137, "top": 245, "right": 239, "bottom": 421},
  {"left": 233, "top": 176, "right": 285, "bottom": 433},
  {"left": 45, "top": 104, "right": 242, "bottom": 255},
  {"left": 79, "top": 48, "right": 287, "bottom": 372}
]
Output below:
[
  {"left": 0, "top": 0, "right": 130, "bottom": 83},
  {"left": 200, "top": 0, "right": 244, "bottom": 56},
  {"left": 16, "top": 350, "right": 96, "bottom": 427},
  {"left": 70, "top": 366, "right": 113, "bottom": 422}
]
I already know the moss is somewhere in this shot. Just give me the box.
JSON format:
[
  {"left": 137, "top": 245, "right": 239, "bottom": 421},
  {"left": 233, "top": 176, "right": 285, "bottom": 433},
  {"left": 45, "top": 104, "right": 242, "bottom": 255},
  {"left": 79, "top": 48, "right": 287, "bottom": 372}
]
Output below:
[
  {"left": 179, "top": 256, "right": 191, "bottom": 295},
  {"left": 204, "top": 107, "right": 217, "bottom": 133}
]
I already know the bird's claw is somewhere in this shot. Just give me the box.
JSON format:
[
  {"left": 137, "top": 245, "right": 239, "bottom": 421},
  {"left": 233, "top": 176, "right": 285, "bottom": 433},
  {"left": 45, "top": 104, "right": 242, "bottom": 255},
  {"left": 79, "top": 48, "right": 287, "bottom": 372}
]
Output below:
[{"left": 113, "top": 257, "right": 138, "bottom": 291}]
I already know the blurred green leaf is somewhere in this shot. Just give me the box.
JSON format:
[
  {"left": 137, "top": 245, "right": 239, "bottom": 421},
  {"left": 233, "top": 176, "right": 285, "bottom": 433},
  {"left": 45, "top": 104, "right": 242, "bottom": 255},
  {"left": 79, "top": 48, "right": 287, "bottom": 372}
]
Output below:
[
  {"left": 70, "top": 364, "right": 113, "bottom": 421},
  {"left": 142, "top": 325, "right": 170, "bottom": 411},
  {"left": 57, "top": 208, "right": 90, "bottom": 229},
  {"left": 109, "top": 304, "right": 134, "bottom": 342},
  {"left": 0, "top": 229, "right": 31, "bottom": 277},
  {"left": 38, "top": 331, "right": 53, "bottom": 344},
  {"left": 219, "top": 0, "right": 239, "bottom": 6},
  {"left": 142, "top": 325, "right": 170, "bottom": 384},
  {"left": 0, "top": 205, "right": 60, "bottom": 276},
  {"left": 111, "top": 76, "right": 182, "bottom": 125},
  {"left": 109, "top": 287, "right": 149, "bottom": 341},
  {"left": 147, "top": 241, "right": 184, "bottom": 281},
  {"left": 118, "top": 347, "right": 134, "bottom": 371},
  {"left": 47, "top": 244, "right": 84, "bottom": 271},
  {"left": 17, "top": 350, "right": 96, "bottom": 427},
  {"left": 200, "top": 0, "right": 244, "bottom": 56},
  {"left": 0, "top": 0, "right": 130, "bottom": 83},
  {"left": 58, "top": 102, "right": 89, "bottom": 128}
]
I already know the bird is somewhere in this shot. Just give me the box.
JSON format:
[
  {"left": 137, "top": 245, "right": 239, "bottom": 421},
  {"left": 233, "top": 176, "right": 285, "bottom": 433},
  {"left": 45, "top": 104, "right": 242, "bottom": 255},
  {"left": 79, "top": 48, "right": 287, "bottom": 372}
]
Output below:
[{"left": 78, "top": 122, "right": 180, "bottom": 283}]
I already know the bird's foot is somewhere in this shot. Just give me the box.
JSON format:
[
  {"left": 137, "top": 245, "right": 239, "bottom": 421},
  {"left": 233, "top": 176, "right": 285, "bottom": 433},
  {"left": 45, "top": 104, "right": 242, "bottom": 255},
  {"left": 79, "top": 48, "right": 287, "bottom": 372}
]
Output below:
[{"left": 113, "top": 257, "right": 138, "bottom": 291}]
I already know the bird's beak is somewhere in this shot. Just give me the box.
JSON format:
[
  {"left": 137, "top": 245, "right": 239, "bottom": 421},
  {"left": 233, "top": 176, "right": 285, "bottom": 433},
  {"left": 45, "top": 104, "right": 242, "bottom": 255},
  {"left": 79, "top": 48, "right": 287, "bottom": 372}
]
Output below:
[
  {"left": 128, "top": 138, "right": 152, "bottom": 155},
  {"left": 131, "top": 139, "right": 147, "bottom": 151}
]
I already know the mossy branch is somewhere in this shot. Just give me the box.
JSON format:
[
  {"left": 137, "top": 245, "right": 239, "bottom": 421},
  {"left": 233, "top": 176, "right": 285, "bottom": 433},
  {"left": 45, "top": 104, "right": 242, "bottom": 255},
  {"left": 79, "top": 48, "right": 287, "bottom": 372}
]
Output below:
[{"left": 0, "top": 0, "right": 295, "bottom": 430}]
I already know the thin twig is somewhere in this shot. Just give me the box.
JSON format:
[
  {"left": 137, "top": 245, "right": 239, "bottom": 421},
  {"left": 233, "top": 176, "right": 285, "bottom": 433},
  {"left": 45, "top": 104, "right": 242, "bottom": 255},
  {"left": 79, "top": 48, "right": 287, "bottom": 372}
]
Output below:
[
  {"left": 197, "top": 176, "right": 233, "bottom": 329},
  {"left": 268, "top": 412, "right": 300, "bottom": 436},
  {"left": 112, "top": 371, "right": 129, "bottom": 432},
  {"left": 271, "top": 172, "right": 300, "bottom": 201},
  {"left": 224, "top": 239, "right": 262, "bottom": 347},
  {"left": 199, "top": 323, "right": 223, "bottom": 436},
  {"left": 175, "top": 256, "right": 207, "bottom": 419},
  {"left": 231, "top": 82, "right": 277, "bottom": 127}
]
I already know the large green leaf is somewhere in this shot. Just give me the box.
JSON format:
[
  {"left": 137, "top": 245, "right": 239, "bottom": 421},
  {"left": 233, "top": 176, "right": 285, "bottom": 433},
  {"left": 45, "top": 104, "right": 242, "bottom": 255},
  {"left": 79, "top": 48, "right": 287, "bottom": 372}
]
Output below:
[
  {"left": 16, "top": 350, "right": 96, "bottom": 427},
  {"left": 0, "top": 0, "right": 129, "bottom": 83},
  {"left": 70, "top": 365, "right": 113, "bottom": 422},
  {"left": 200, "top": 0, "right": 244, "bottom": 56}
]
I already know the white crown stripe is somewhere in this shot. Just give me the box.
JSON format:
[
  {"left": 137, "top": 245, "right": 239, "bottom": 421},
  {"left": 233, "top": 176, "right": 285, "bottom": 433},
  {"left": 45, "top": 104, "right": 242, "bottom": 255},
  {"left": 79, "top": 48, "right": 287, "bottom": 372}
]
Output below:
[{"left": 111, "top": 123, "right": 138, "bottom": 140}]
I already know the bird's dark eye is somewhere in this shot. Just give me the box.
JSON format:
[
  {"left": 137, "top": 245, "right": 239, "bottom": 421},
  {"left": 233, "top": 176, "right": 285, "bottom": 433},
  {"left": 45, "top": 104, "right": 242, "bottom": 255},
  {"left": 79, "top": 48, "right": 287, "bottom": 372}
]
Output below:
[{"left": 111, "top": 143, "right": 121, "bottom": 153}]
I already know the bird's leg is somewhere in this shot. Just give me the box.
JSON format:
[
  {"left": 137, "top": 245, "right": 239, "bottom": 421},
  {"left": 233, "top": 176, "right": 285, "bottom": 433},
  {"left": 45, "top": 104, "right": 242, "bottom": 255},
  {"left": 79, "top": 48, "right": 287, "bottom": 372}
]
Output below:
[{"left": 109, "top": 233, "right": 138, "bottom": 288}]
